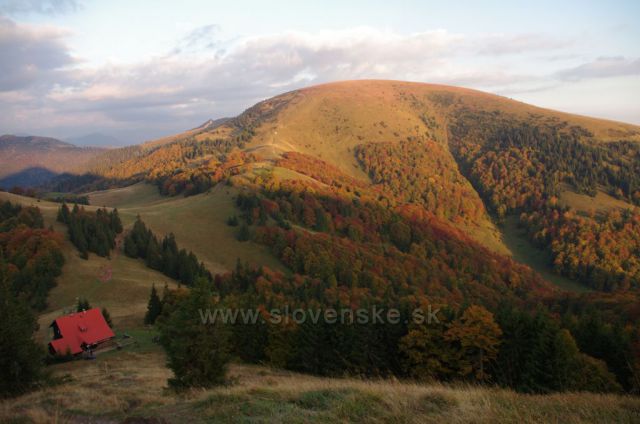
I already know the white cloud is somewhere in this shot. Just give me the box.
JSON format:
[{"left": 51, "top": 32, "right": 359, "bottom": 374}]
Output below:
[
  {"left": 472, "top": 33, "right": 573, "bottom": 55},
  {"left": 0, "top": 16, "right": 75, "bottom": 91},
  {"left": 1, "top": 21, "right": 637, "bottom": 140},
  {"left": 557, "top": 56, "right": 640, "bottom": 81},
  {"left": 172, "top": 24, "right": 222, "bottom": 55}
]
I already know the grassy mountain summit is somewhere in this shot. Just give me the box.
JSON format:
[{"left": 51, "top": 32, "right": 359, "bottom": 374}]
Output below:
[
  {"left": 80, "top": 80, "right": 640, "bottom": 180},
  {"left": 64, "top": 80, "right": 640, "bottom": 284}
]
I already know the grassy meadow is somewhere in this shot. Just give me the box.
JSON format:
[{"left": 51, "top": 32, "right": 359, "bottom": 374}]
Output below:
[
  {"left": 89, "top": 182, "right": 284, "bottom": 275},
  {"left": 558, "top": 185, "right": 636, "bottom": 217}
]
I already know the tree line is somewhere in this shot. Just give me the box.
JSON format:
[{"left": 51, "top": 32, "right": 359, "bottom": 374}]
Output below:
[
  {"left": 149, "top": 263, "right": 626, "bottom": 393},
  {"left": 124, "top": 217, "right": 211, "bottom": 286},
  {"left": 0, "top": 201, "right": 64, "bottom": 310},
  {"left": 448, "top": 110, "right": 640, "bottom": 293},
  {"left": 0, "top": 201, "right": 65, "bottom": 398},
  {"left": 57, "top": 203, "right": 122, "bottom": 259}
]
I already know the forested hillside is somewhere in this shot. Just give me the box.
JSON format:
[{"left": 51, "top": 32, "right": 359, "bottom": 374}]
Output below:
[
  {"left": 447, "top": 106, "right": 640, "bottom": 291},
  {"left": 8, "top": 80, "right": 640, "bottom": 398},
  {"left": 211, "top": 147, "right": 639, "bottom": 392},
  {"left": 0, "top": 201, "right": 64, "bottom": 310},
  {"left": 96, "top": 80, "right": 638, "bottom": 296}
]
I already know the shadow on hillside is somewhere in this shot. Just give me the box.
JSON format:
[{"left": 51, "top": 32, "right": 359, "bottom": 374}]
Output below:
[
  {"left": 0, "top": 167, "right": 60, "bottom": 189},
  {"left": 0, "top": 167, "right": 132, "bottom": 194}
]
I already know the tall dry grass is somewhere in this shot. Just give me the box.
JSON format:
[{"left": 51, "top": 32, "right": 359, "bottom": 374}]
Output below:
[{"left": 1, "top": 350, "right": 638, "bottom": 423}]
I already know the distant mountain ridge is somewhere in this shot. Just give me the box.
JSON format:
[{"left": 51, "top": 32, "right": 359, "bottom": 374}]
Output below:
[
  {"left": 0, "top": 134, "right": 76, "bottom": 150},
  {"left": 0, "top": 134, "right": 105, "bottom": 188},
  {"left": 0, "top": 119, "right": 229, "bottom": 189}
]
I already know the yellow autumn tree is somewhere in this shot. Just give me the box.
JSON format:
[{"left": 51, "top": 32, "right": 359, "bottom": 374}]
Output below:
[
  {"left": 445, "top": 305, "right": 502, "bottom": 381},
  {"left": 399, "top": 322, "right": 455, "bottom": 381}
]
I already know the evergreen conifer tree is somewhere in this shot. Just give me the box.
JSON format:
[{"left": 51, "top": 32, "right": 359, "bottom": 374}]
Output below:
[
  {"left": 144, "top": 284, "right": 163, "bottom": 325},
  {"left": 237, "top": 223, "right": 250, "bottom": 241},
  {"left": 76, "top": 297, "right": 92, "bottom": 312},
  {"left": 124, "top": 235, "right": 138, "bottom": 258},
  {"left": 158, "top": 278, "right": 230, "bottom": 388},
  {"left": 0, "top": 261, "right": 44, "bottom": 397}
]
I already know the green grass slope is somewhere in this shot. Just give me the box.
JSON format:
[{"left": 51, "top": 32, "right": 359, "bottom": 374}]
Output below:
[
  {"left": 0, "top": 191, "right": 178, "bottom": 339},
  {"left": 499, "top": 216, "right": 590, "bottom": 293},
  {"left": 1, "top": 184, "right": 283, "bottom": 347},
  {"left": 88, "top": 182, "right": 284, "bottom": 275},
  {"left": 2, "top": 183, "right": 283, "bottom": 329}
]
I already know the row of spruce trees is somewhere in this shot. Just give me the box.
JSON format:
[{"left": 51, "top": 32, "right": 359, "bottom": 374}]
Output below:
[
  {"left": 57, "top": 203, "right": 122, "bottom": 259},
  {"left": 124, "top": 217, "right": 211, "bottom": 286}
]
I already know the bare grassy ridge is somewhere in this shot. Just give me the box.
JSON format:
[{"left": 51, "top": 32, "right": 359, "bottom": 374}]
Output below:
[
  {"left": 1, "top": 348, "right": 638, "bottom": 423},
  {"left": 247, "top": 81, "right": 640, "bottom": 170}
]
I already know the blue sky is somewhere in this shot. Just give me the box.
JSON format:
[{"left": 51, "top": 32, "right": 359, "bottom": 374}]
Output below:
[{"left": 1, "top": 0, "right": 639, "bottom": 144}]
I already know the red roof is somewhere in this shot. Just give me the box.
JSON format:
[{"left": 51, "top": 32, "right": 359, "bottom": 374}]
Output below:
[{"left": 49, "top": 308, "right": 115, "bottom": 355}]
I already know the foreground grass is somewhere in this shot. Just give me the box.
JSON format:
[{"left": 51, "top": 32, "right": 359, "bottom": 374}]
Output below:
[{"left": 1, "top": 349, "right": 638, "bottom": 423}]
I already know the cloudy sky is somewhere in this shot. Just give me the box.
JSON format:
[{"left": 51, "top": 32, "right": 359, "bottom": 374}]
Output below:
[{"left": 1, "top": 0, "right": 639, "bottom": 144}]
